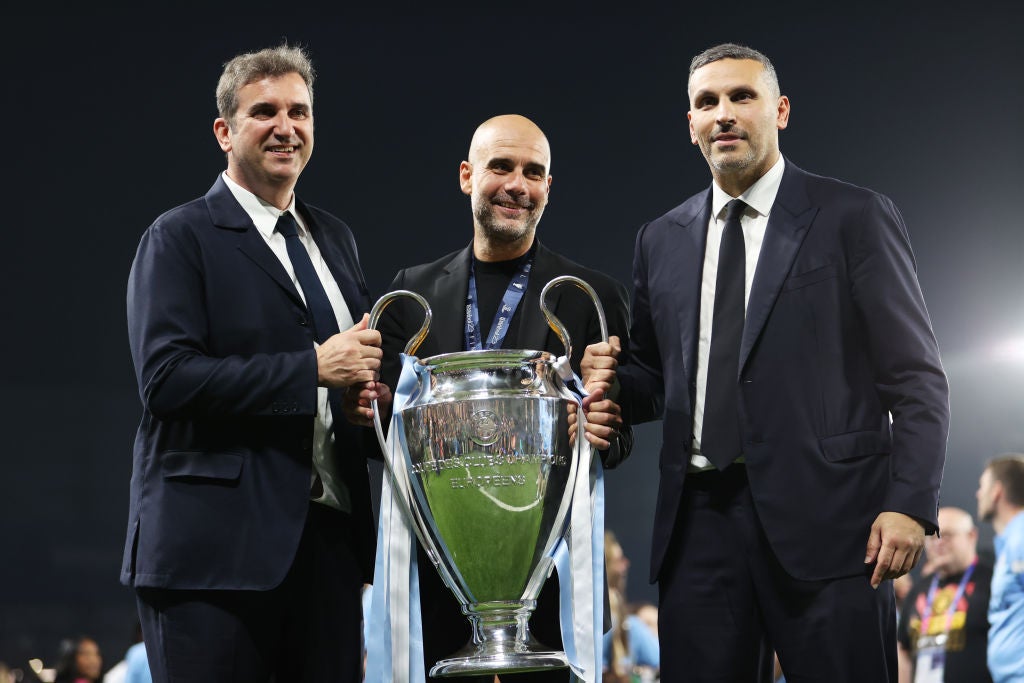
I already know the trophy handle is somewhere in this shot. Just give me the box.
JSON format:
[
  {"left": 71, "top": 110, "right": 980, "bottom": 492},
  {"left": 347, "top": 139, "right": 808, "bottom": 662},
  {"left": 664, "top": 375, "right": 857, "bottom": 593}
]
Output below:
[
  {"left": 367, "top": 288, "right": 432, "bottom": 464},
  {"left": 539, "top": 275, "right": 609, "bottom": 361},
  {"left": 368, "top": 289, "right": 432, "bottom": 356},
  {"left": 365, "top": 291, "right": 462, "bottom": 592}
]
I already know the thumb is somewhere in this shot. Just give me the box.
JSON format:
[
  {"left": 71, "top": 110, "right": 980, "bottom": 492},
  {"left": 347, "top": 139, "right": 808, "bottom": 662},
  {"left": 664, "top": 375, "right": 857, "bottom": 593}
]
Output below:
[
  {"left": 608, "top": 334, "right": 622, "bottom": 356},
  {"left": 864, "top": 523, "right": 882, "bottom": 564},
  {"left": 348, "top": 312, "right": 370, "bottom": 332}
]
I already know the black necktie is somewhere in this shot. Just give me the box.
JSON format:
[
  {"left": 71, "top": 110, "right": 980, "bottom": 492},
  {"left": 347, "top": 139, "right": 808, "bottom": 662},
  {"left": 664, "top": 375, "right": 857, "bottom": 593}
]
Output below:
[
  {"left": 276, "top": 212, "right": 340, "bottom": 342},
  {"left": 702, "top": 199, "right": 747, "bottom": 470},
  {"left": 276, "top": 211, "right": 342, "bottom": 500}
]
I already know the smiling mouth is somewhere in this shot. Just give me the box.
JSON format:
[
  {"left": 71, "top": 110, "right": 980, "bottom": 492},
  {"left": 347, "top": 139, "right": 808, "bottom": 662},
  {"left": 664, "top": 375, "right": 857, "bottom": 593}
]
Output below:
[{"left": 268, "top": 145, "right": 296, "bottom": 154}]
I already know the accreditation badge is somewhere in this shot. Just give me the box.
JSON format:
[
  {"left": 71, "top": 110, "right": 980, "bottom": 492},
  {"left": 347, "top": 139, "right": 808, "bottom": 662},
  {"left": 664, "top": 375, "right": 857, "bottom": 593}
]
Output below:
[{"left": 913, "top": 633, "right": 947, "bottom": 683}]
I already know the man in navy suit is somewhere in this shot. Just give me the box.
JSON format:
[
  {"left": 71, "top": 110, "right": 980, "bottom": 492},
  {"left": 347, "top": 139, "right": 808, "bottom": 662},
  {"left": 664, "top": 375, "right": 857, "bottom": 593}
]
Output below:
[
  {"left": 123, "top": 44, "right": 382, "bottom": 683},
  {"left": 582, "top": 43, "right": 949, "bottom": 681}
]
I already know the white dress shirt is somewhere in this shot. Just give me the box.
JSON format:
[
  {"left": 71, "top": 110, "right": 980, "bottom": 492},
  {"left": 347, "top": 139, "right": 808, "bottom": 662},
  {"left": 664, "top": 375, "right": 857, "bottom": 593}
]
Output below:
[{"left": 691, "top": 156, "right": 785, "bottom": 471}]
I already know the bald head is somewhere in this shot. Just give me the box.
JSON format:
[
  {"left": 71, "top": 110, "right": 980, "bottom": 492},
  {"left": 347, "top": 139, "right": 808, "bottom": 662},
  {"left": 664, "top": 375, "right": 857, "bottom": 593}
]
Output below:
[
  {"left": 938, "top": 507, "right": 975, "bottom": 535},
  {"left": 460, "top": 114, "right": 553, "bottom": 261},
  {"left": 468, "top": 114, "right": 552, "bottom": 171},
  {"left": 923, "top": 506, "right": 978, "bottom": 578}
]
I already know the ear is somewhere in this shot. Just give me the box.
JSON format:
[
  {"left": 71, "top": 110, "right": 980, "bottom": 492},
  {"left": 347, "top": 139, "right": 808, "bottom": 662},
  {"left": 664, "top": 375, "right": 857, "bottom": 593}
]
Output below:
[
  {"left": 776, "top": 95, "right": 791, "bottom": 131},
  {"left": 687, "top": 110, "right": 698, "bottom": 145},
  {"left": 214, "top": 118, "right": 232, "bottom": 152},
  {"left": 545, "top": 174, "right": 552, "bottom": 196},
  {"left": 459, "top": 161, "right": 473, "bottom": 196}
]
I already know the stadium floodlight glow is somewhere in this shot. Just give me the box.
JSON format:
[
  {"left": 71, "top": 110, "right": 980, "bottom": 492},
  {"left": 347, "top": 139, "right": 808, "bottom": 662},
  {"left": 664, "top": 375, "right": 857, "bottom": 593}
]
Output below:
[{"left": 991, "top": 335, "right": 1024, "bottom": 363}]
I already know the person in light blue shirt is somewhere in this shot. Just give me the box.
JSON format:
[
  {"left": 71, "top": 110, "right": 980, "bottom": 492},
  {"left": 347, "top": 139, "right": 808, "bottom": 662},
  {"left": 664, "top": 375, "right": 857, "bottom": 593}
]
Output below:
[
  {"left": 123, "top": 642, "right": 151, "bottom": 683},
  {"left": 977, "top": 454, "right": 1024, "bottom": 683}
]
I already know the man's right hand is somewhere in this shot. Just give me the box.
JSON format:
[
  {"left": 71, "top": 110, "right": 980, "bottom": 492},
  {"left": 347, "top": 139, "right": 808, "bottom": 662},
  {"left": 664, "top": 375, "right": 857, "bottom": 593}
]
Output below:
[
  {"left": 316, "top": 313, "right": 383, "bottom": 388},
  {"left": 581, "top": 334, "right": 621, "bottom": 394},
  {"left": 342, "top": 380, "right": 393, "bottom": 427}
]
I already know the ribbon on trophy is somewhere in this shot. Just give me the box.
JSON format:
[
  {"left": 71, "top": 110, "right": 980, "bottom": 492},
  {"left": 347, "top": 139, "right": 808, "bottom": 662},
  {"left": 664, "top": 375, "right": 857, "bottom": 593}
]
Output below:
[
  {"left": 364, "top": 352, "right": 606, "bottom": 683},
  {"left": 365, "top": 353, "right": 429, "bottom": 683},
  {"left": 553, "top": 355, "right": 606, "bottom": 683}
]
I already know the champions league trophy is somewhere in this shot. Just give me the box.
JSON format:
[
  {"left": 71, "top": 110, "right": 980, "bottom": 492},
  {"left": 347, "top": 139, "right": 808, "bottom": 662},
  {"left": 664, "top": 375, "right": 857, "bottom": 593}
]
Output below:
[{"left": 367, "top": 275, "right": 607, "bottom": 678}]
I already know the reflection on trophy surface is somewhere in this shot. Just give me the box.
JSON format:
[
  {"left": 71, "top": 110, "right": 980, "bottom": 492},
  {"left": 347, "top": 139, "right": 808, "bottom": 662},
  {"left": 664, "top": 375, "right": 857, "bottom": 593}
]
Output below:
[
  {"left": 369, "top": 276, "right": 607, "bottom": 677},
  {"left": 400, "top": 349, "right": 575, "bottom": 675}
]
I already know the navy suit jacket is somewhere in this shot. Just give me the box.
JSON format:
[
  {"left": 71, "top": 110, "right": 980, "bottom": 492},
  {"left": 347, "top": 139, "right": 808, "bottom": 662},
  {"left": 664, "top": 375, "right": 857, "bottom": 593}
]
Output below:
[
  {"left": 122, "top": 176, "right": 376, "bottom": 590},
  {"left": 620, "top": 160, "right": 949, "bottom": 583}
]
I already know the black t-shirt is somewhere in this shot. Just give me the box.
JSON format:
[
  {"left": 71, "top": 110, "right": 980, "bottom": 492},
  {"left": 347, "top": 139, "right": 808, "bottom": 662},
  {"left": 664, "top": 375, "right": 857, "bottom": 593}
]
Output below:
[
  {"left": 897, "top": 561, "right": 994, "bottom": 683},
  {"left": 470, "top": 253, "right": 531, "bottom": 349}
]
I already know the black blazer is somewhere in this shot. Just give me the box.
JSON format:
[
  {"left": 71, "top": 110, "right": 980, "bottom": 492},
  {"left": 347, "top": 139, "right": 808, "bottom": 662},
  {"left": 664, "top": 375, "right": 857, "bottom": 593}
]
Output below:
[
  {"left": 620, "top": 160, "right": 949, "bottom": 583},
  {"left": 122, "top": 175, "right": 377, "bottom": 590}
]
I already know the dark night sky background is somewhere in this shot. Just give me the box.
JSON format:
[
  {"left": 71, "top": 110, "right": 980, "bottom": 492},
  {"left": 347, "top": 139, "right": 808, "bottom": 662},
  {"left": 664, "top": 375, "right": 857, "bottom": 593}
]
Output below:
[{"left": 2, "top": 4, "right": 1022, "bottom": 672}]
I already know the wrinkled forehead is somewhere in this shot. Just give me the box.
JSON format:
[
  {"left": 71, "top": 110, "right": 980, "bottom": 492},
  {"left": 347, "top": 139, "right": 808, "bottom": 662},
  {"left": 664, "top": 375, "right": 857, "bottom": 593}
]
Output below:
[
  {"left": 471, "top": 128, "right": 551, "bottom": 171},
  {"left": 688, "top": 58, "right": 775, "bottom": 100}
]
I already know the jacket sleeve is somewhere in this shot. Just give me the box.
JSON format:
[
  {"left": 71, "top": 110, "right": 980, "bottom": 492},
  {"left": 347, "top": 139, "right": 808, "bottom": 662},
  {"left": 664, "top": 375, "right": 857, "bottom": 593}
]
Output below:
[{"left": 127, "top": 217, "right": 318, "bottom": 420}]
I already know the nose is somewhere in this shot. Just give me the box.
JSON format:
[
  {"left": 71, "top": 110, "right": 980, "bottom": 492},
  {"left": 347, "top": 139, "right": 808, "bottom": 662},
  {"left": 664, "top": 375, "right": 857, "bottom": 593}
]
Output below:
[
  {"left": 715, "top": 99, "right": 737, "bottom": 125},
  {"left": 503, "top": 170, "right": 527, "bottom": 195},
  {"left": 273, "top": 111, "right": 295, "bottom": 137}
]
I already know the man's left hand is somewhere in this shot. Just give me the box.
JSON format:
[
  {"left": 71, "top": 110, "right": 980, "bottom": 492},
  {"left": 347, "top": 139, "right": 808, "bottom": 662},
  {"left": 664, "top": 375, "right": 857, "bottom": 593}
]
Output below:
[{"left": 864, "top": 511, "right": 925, "bottom": 589}]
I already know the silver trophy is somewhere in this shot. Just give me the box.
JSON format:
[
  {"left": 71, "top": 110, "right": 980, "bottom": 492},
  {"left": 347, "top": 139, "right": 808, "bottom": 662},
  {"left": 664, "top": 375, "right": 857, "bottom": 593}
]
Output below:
[{"left": 369, "top": 275, "right": 608, "bottom": 677}]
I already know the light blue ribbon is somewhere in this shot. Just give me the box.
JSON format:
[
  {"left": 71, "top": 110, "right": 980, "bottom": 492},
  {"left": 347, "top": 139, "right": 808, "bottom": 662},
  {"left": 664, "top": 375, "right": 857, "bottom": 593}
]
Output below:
[{"left": 365, "top": 354, "right": 428, "bottom": 683}]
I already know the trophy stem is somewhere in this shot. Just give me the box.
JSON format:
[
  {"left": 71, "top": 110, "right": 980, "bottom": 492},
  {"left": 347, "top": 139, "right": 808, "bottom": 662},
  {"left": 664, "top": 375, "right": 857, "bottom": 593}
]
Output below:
[{"left": 428, "top": 601, "right": 569, "bottom": 677}]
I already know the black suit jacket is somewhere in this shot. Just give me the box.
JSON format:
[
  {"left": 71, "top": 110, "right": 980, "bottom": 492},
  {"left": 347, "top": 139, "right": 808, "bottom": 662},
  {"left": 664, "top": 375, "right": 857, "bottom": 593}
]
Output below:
[
  {"left": 620, "top": 160, "right": 949, "bottom": 583},
  {"left": 122, "top": 175, "right": 376, "bottom": 590},
  {"left": 378, "top": 240, "right": 631, "bottom": 427}
]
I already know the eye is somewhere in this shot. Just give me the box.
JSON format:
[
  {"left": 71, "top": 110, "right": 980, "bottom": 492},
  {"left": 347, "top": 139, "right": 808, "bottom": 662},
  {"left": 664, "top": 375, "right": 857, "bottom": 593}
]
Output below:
[
  {"left": 524, "top": 166, "right": 546, "bottom": 180},
  {"left": 697, "top": 96, "right": 716, "bottom": 109},
  {"left": 732, "top": 91, "right": 754, "bottom": 102},
  {"left": 290, "top": 106, "right": 309, "bottom": 119},
  {"left": 250, "top": 107, "right": 273, "bottom": 120}
]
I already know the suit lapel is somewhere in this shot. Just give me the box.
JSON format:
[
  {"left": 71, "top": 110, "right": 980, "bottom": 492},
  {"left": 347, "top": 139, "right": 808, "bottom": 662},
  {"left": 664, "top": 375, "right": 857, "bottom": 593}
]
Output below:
[
  {"left": 206, "top": 177, "right": 306, "bottom": 309},
  {"left": 427, "top": 246, "right": 473, "bottom": 354},
  {"left": 739, "top": 162, "right": 817, "bottom": 372},
  {"left": 673, "top": 192, "right": 712, "bottom": 387},
  {"left": 301, "top": 210, "right": 369, "bottom": 322},
  {"left": 518, "top": 243, "right": 560, "bottom": 354}
]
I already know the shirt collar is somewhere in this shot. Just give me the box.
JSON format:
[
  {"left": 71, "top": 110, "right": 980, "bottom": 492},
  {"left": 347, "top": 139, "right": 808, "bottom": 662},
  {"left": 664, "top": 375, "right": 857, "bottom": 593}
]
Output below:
[
  {"left": 711, "top": 155, "right": 786, "bottom": 220},
  {"left": 221, "top": 171, "right": 302, "bottom": 238}
]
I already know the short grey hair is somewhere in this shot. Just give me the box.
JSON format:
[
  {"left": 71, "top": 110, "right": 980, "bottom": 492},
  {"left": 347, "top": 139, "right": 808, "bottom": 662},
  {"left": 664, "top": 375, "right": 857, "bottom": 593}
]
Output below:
[
  {"left": 688, "top": 42, "right": 780, "bottom": 98},
  {"left": 215, "top": 43, "right": 315, "bottom": 124}
]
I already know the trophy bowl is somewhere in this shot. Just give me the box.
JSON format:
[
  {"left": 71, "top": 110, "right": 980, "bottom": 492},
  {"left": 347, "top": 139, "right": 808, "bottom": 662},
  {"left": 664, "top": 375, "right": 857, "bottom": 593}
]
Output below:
[{"left": 400, "top": 348, "right": 576, "bottom": 675}]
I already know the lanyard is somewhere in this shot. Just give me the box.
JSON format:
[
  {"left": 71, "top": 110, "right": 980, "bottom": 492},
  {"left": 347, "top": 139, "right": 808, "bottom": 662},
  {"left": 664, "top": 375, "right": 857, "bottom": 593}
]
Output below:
[
  {"left": 464, "top": 247, "right": 534, "bottom": 351},
  {"left": 920, "top": 559, "right": 977, "bottom": 635}
]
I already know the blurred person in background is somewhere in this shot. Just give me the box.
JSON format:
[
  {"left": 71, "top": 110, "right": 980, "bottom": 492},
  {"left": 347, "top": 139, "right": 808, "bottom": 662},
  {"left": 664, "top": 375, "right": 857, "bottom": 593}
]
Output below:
[
  {"left": 897, "top": 506, "right": 993, "bottom": 683},
  {"left": 53, "top": 636, "right": 102, "bottom": 683},
  {"left": 977, "top": 454, "right": 1024, "bottom": 683},
  {"left": 603, "top": 531, "right": 659, "bottom": 682}
]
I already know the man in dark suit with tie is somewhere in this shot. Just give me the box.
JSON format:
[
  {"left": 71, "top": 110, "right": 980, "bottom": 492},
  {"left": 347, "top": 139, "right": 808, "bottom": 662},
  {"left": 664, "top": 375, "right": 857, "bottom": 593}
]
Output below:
[
  {"left": 348, "top": 114, "right": 631, "bottom": 681},
  {"left": 123, "top": 43, "right": 382, "bottom": 683},
  {"left": 582, "top": 43, "right": 950, "bottom": 681}
]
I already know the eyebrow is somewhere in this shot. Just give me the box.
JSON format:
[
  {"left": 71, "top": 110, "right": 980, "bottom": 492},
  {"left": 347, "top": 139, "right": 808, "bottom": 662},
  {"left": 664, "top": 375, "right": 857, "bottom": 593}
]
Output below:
[{"left": 487, "top": 157, "right": 547, "bottom": 175}]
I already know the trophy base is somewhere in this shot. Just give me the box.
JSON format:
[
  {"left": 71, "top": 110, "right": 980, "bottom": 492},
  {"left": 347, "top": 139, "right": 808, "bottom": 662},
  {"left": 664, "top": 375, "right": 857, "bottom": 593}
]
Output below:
[
  {"left": 430, "top": 648, "right": 568, "bottom": 677},
  {"left": 429, "top": 602, "right": 570, "bottom": 677}
]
